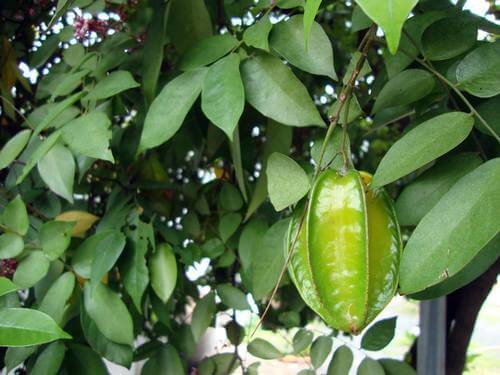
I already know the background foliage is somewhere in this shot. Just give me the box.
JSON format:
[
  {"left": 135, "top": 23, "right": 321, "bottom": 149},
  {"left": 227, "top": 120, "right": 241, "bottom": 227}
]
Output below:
[{"left": 0, "top": 0, "right": 499, "bottom": 374}]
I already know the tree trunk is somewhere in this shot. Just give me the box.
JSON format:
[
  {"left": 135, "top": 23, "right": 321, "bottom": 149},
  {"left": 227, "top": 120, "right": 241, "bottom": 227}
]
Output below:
[
  {"left": 405, "top": 257, "right": 499, "bottom": 374},
  {"left": 445, "top": 258, "right": 499, "bottom": 375}
]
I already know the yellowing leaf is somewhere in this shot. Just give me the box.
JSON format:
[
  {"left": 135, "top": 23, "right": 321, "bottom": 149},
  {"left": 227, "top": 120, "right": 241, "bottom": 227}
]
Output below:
[{"left": 55, "top": 211, "right": 99, "bottom": 237}]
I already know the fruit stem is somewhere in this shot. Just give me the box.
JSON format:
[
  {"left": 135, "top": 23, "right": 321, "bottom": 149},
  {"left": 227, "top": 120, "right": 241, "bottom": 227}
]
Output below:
[{"left": 315, "top": 24, "right": 377, "bottom": 176}]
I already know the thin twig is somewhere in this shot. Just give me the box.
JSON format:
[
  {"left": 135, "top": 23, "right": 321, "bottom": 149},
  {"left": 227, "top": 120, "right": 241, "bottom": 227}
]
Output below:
[
  {"left": 375, "top": 38, "right": 500, "bottom": 143},
  {"left": 0, "top": 95, "right": 35, "bottom": 130},
  {"left": 415, "top": 58, "right": 500, "bottom": 143},
  {"left": 364, "top": 110, "right": 415, "bottom": 136},
  {"left": 456, "top": 0, "right": 467, "bottom": 10}
]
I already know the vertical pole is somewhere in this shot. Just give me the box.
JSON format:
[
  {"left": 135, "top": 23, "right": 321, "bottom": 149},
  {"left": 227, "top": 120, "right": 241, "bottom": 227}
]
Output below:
[{"left": 418, "top": 297, "right": 447, "bottom": 375}]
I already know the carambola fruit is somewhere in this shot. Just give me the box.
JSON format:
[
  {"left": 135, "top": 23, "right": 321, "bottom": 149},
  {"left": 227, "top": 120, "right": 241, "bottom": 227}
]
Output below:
[{"left": 287, "top": 169, "right": 402, "bottom": 334}]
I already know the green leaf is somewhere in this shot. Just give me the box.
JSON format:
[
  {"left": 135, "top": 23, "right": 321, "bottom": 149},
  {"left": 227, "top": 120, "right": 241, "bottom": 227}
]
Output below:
[
  {"left": 311, "top": 336, "right": 332, "bottom": 368},
  {"left": 372, "top": 69, "right": 434, "bottom": 113},
  {"left": 39, "top": 272, "right": 75, "bottom": 325},
  {"left": 311, "top": 127, "right": 351, "bottom": 171},
  {"left": 13, "top": 252, "right": 50, "bottom": 289},
  {"left": 48, "top": 0, "right": 76, "bottom": 28},
  {"left": 37, "top": 143, "right": 75, "bottom": 203},
  {"left": 40, "top": 221, "right": 75, "bottom": 261},
  {"left": 66, "top": 343, "right": 108, "bottom": 375},
  {"left": 243, "top": 16, "right": 272, "bottom": 51},
  {"left": 183, "top": 212, "right": 200, "bottom": 237},
  {"left": 216, "top": 283, "right": 250, "bottom": 310},
  {"left": 251, "top": 219, "right": 289, "bottom": 299},
  {"left": 80, "top": 302, "right": 133, "bottom": 367},
  {"left": 191, "top": 292, "right": 216, "bottom": 342},
  {"left": 63, "top": 43, "right": 85, "bottom": 67},
  {"left": 142, "top": 0, "right": 168, "bottom": 105},
  {"left": 456, "top": 41, "right": 500, "bottom": 98},
  {"left": 166, "top": 0, "right": 213, "bottom": 54},
  {"left": 328, "top": 94, "right": 363, "bottom": 125},
  {"left": 361, "top": 317, "right": 397, "bottom": 351},
  {"left": 225, "top": 320, "right": 243, "bottom": 346},
  {"left": 197, "top": 353, "right": 238, "bottom": 375},
  {"left": 245, "top": 120, "right": 293, "bottom": 220},
  {"left": 395, "top": 153, "right": 482, "bottom": 226},
  {"left": 30, "top": 35, "right": 60, "bottom": 67},
  {"left": 61, "top": 112, "right": 114, "bottom": 162},
  {"left": 17, "top": 131, "right": 62, "bottom": 184},
  {"left": 179, "top": 34, "right": 239, "bottom": 71},
  {"left": 90, "top": 230, "right": 126, "bottom": 285},
  {"left": 352, "top": 5, "right": 372, "bottom": 32},
  {"left": 292, "top": 329, "right": 313, "bottom": 354},
  {"left": 230, "top": 127, "right": 248, "bottom": 202},
  {"left": 218, "top": 183, "right": 243, "bottom": 211},
  {"left": 31, "top": 341, "right": 65, "bottom": 375},
  {"left": 476, "top": 96, "right": 500, "bottom": 138},
  {"left": 355, "top": 0, "right": 418, "bottom": 54},
  {"left": 83, "top": 282, "right": 134, "bottom": 345},
  {"left": 122, "top": 221, "right": 150, "bottom": 312},
  {"left": 150, "top": 243, "right": 177, "bottom": 303},
  {"left": 241, "top": 53, "right": 324, "bottom": 127},
  {"left": 379, "top": 358, "right": 417, "bottom": 375},
  {"left": 410, "top": 234, "right": 499, "bottom": 300},
  {"left": 248, "top": 338, "right": 283, "bottom": 359},
  {"left": 270, "top": 15, "right": 337, "bottom": 79},
  {"left": 5, "top": 346, "right": 37, "bottom": 372},
  {"left": 343, "top": 51, "right": 372, "bottom": 85},
  {"left": 139, "top": 69, "right": 207, "bottom": 152},
  {"left": 218, "top": 213, "right": 242, "bottom": 242},
  {"left": 327, "top": 345, "right": 353, "bottom": 375},
  {"left": 400, "top": 159, "right": 500, "bottom": 294},
  {"left": 246, "top": 362, "right": 260, "bottom": 375},
  {"left": 357, "top": 357, "right": 385, "bottom": 375},
  {"left": 0, "top": 277, "right": 18, "bottom": 297},
  {"left": 33, "top": 93, "right": 84, "bottom": 137},
  {"left": 71, "top": 231, "right": 109, "bottom": 279},
  {"left": 278, "top": 310, "right": 300, "bottom": 328},
  {"left": 422, "top": 17, "right": 477, "bottom": 61},
  {"left": 278, "top": 0, "right": 305, "bottom": 8},
  {"left": 0, "top": 129, "right": 31, "bottom": 170},
  {"left": 372, "top": 112, "right": 474, "bottom": 187},
  {"left": 0, "top": 233, "right": 24, "bottom": 259},
  {"left": 201, "top": 54, "right": 244, "bottom": 139},
  {"left": 267, "top": 152, "right": 310, "bottom": 211},
  {"left": 238, "top": 218, "right": 268, "bottom": 285},
  {"left": 1, "top": 196, "right": 29, "bottom": 236},
  {"left": 85, "top": 70, "right": 139, "bottom": 101},
  {"left": 303, "top": 0, "right": 322, "bottom": 47},
  {"left": 0, "top": 308, "right": 70, "bottom": 347},
  {"left": 51, "top": 70, "right": 90, "bottom": 100},
  {"left": 383, "top": 11, "right": 451, "bottom": 78},
  {"left": 142, "top": 345, "right": 184, "bottom": 375}
]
